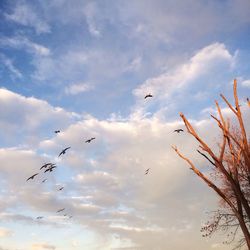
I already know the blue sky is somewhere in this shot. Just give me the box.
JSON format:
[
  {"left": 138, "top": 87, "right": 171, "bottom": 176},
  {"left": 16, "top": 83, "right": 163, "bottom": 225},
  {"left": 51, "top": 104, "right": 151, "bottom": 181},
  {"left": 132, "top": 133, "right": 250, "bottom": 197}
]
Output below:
[{"left": 0, "top": 0, "right": 250, "bottom": 249}]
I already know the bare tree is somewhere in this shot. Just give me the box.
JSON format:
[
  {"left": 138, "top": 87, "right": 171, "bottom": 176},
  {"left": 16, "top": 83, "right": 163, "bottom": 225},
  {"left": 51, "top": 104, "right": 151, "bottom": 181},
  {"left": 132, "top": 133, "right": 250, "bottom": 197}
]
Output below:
[{"left": 172, "top": 80, "right": 250, "bottom": 249}]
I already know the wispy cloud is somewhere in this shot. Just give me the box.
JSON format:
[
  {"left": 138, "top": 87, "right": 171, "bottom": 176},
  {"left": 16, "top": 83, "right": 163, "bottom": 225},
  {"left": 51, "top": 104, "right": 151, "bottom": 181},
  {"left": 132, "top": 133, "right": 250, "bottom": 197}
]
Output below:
[
  {"left": 0, "top": 54, "right": 22, "bottom": 79},
  {"left": 0, "top": 36, "right": 50, "bottom": 56},
  {"left": 83, "top": 2, "right": 101, "bottom": 37},
  {"left": 4, "top": 2, "right": 50, "bottom": 34},
  {"left": 64, "top": 82, "right": 93, "bottom": 95}
]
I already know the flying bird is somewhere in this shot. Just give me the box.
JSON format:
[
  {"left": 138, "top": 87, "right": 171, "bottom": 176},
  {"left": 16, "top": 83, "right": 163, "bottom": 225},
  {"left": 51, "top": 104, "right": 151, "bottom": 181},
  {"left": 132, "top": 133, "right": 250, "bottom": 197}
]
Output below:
[
  {"left": 54, "top": 130, "right": 60, "bottom": 133},
  {"left": 44, "top": 166, "right": 56, "bottom": 173},
  {"left": 144, "top": 94, "right": 153, "bottom": 99},
  {"left": 36, "top": 216, "right": 43, "bottom": 219},
  {"left": 58, "top": 147, "right": 71, "bottom": 157},
  {"left": 173, "top": 129, "right": 184, "bottom": 133},
  {"left": 58, "top": 187, "right": 64, "bottom": 191},
  {"left": 235, "top": 104, "right": 242, "bottom": 111},
  {"left": 57, "top": 208, "right": 65, "bottom": 213},
  {"left": 85, "top": 137, "right": 96, "bottom": 143},
  {"left": 40, "top": 163, "right": 54, "bottom": 170},
  {"left": 26, "top": 173, "right": 39, "bottom": 181},
  {"left": 42, "top": 179, "right": 47, "bottom": 183},
  {"left": 145, "top": 168, "right": 150, "bottom": 175}
]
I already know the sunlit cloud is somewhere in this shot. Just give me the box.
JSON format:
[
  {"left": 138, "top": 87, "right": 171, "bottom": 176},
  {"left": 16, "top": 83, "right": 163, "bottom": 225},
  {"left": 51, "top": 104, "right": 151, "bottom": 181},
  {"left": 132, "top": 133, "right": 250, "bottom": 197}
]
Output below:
[{"left": 0, "top": 1, "right": 249, "bottom": 249}]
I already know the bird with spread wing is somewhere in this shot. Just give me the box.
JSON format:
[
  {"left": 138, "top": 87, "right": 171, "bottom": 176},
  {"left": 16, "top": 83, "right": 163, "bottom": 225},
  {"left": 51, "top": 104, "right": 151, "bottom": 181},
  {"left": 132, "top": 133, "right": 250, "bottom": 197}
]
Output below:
[
  {"left": 85, "top": 137, "right": 96, "bottom": 143},
  {"left": 58, "top": 147, "right": 71, "bottom": 157},
  {"left": 26, "top": 173, "right": 39, "bottom": 181}
]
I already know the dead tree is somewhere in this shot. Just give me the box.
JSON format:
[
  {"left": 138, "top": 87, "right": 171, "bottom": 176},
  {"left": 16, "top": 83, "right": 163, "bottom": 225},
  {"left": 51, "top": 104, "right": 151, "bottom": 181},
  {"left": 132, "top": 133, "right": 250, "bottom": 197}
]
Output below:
[{"left": 173, "top": 80, "right": 250, "bottom": 249}]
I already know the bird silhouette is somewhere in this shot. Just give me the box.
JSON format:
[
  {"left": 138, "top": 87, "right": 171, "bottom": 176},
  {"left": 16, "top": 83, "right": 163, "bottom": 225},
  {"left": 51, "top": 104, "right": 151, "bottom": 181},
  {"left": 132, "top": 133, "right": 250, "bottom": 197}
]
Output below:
[
  {"left": 56, "top": 208, "right": 65, "bottom": 213},
  {"left": 58, "top": 187, "right": 64, "bottom": 191},
  {"left": 54, "top": 130, "right": 60, "bottom": 133},
  {"left": 145, "top": 168, "right": 150, "bottom": 175},
  {"left": 42, "top": 179, "right": 47, "bottom": 183},
  {"left": 26, "top": 173, "right": 39, "bottom": 181},
  {"left": 44, "top": 166, "right": 56, "bottom": 173},
  {"left": 40, "top": 163, "right": 54, "bottom": 170},
  {"left": 235, "top": 105, "right": 241, "bottom": 111},
  {"left": 36, "top": 216, "right": 43, "bottom": 219},
  {"left": 58, "top": 147, "right": 71, "bottom": 157},
  {"left": 144, "top": 94, "right": 153, "bottom": 99},
  {"left": 173, "top": 129, "right": 184, "bottom": 133},
  {"left": 85, "top": 137, "right": 96, "bottom": 143}
]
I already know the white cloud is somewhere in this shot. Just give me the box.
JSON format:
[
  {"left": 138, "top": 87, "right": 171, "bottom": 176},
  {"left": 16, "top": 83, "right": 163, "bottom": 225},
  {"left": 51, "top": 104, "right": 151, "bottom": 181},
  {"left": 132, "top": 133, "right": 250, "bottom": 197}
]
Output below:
[
  {"left": 64, "top": 82, "right": 93, "bottom": 95},
  {"left": 35, "top": 99, "right": 249, "bottom": 249},
  {"left": 0, "top": 148, "right": 43, "bottom": 186},
  {"left": 0, "top": 85, "right": 248, "bottom": 249},
  {"left": 1, "top": 1, "right": 249, "bottom": 249},
  {"left": 130, "top": 42, "right": 236, "bottom": 120},
  {"left": 241, "top": 79, "right": 250, "bottom": 88},
  {"left": 5, "top": 2, "right": 50, "bottom": 34},
  {"left": 0, "top": 36, "right": 50, "bottom": 56},
  {"left": 133, "top": 43, "right": 234, "bottom": 100},
  {"left": 0, "top": 88, "right": 79, "bottom": 146}
]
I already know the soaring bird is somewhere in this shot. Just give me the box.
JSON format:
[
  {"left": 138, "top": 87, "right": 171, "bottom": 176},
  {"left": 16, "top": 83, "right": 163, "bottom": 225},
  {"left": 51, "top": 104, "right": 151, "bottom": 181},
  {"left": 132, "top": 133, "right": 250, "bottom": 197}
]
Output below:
[
  {"left": 54, "top": 130, "right": 60, "bottom": 133},
  {"left": 144, "top": 94, "right": 153, "bottom": 99},
  {"left": 58, "top": 147, "right": 71, "bottom": 157},
  {"left": 85, "top": 137, "right": 96, "bottom": 143},
  {"left": 173, "top": 129, "right": 184, "bottom": 133},
  {"left": 58, "top": 187, "right": 64, "bottom": 191},
  {"left": 145, "top": 168, "right": 150, "bottom": 175},
  {"left": 36, "top": 216, "right": 43, "bottom": 219},
  {"left": 26, "top": 173, "right": 39, "bottom": 181},
  {"left": 44, "top": 166, "right": 56, "bottom": 173},
  {"left": 40, "top": 163, "right": 54, "bottom": 170},
  {"left": 57, "top": 208, "right": 65, "bottom": 213},
  {"left": 42, "top": 179, "right": 47, "bottom": 183}
]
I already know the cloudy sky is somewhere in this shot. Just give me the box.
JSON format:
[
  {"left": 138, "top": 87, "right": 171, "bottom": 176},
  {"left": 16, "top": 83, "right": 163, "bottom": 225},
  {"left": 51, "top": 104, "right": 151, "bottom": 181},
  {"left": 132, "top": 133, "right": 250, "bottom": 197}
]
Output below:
[{"left": 0, "top": 0, "right": 250, "bottom": 249}]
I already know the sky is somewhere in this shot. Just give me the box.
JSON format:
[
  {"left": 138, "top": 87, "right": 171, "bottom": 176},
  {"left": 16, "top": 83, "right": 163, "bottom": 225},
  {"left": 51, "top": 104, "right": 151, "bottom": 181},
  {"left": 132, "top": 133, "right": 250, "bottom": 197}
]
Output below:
[{"left": 0, "top": 0, "right": 250, "bottom": 249}]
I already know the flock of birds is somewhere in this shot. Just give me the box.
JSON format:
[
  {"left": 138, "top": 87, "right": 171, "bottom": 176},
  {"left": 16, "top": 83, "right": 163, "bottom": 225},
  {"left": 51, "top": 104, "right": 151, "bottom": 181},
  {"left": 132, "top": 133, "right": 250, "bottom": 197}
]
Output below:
[
  {"left": 26, "top": 93, "right": 185, "bottom": 220},
  {"left": 26, "top": 136, "right": 96, "bottom": 220}
]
